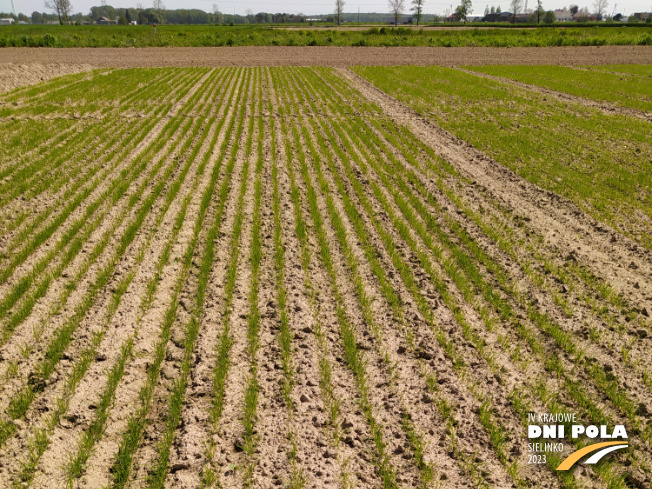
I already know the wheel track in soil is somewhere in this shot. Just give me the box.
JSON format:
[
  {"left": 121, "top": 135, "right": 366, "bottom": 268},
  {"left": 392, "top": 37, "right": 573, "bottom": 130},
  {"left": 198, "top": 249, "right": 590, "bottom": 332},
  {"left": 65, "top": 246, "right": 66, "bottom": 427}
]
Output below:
[{"left": 454, "top": 67, "right": 652, "bottom": 123}]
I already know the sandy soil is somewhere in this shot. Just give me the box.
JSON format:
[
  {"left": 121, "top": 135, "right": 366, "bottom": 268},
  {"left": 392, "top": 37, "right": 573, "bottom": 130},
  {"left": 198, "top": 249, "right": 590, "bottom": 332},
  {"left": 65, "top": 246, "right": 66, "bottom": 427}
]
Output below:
[
  {"left": 0, "top": 62, "right": 93, "bottom": 92},
  {"left": 0, "top": 45, "right": 651, "bottom": 69}
]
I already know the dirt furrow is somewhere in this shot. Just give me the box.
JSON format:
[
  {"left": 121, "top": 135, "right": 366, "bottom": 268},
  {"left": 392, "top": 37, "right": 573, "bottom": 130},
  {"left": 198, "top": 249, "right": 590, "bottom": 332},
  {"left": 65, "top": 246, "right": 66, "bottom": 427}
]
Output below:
[
  {"left": 71, "top": 70, "right": 243, "bottom": 487},
  {"left": 0, "top": 72, "right": 230, "bottom": 487},
  {"left": 25, "top": 69, "right": 235, "bottom": 489}
]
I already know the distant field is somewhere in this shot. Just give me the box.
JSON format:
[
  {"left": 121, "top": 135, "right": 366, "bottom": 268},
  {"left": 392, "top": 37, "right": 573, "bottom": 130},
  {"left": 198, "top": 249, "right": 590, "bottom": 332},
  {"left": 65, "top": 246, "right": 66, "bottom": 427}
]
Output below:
[{"left": 0, "top": 24, "right": 651, "bottom": 47}]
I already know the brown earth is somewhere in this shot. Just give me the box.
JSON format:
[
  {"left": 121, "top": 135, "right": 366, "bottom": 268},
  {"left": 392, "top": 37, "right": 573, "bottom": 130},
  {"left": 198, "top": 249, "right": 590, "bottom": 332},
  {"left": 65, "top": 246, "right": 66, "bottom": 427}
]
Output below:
[
  {"left": 0, "top": 45, "right": 651, "bottom": 69},
  {"left": 0, "top": 62, "right": 92, "bottom": 92}
]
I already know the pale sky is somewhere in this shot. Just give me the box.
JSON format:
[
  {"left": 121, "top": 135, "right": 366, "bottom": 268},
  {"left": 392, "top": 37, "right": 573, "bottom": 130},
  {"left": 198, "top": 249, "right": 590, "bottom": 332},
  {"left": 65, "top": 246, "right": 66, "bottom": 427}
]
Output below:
[{"left": 3, "top": 0, "right": 650, "bottom": 19}]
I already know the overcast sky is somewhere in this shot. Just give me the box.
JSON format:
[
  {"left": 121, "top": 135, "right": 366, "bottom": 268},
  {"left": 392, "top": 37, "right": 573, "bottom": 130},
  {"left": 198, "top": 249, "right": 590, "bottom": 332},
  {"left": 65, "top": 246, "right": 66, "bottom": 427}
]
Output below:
[{"left": 3, "top": 0, "right": 650, "bottom": 19}]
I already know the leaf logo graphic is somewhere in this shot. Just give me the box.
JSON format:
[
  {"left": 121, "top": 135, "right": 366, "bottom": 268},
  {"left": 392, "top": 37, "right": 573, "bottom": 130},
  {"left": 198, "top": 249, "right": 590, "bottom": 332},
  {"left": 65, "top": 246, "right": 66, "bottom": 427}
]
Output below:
[{"left": 556, "top": 442, "right": 628, "bottom": 471}]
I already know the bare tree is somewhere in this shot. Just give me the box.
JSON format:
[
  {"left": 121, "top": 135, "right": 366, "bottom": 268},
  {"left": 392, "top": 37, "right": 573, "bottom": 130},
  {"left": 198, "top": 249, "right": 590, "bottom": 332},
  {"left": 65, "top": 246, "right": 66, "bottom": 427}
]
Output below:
[
  {"left": 153, "top": 0, "right": 165, "bottom": 23},
  {"left": 212, "top": 3, "right": 223, "bottom": 24},
  {"left": 44, "top": 0, "right": 72, "bottom": 24},
  {"left": 388, "top": 0, "right": 406, "bottom": 25},
  {"left": 592, "top": 0, "right": 608, "bottom": 16},
  {"left": 411, "top": 0, "right": 425, "bottom": 25},
  {"left": 510, "top": 0, "right": 522, "bottom": 21},
  {"left": 335, "top": 0, "right": 345, "bottom": 26}
]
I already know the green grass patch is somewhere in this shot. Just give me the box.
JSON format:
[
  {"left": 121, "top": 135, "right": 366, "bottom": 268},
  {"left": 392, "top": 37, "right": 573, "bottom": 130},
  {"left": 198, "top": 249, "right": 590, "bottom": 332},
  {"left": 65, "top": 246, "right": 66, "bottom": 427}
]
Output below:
[
  {"left": 354, "top": 65, "right": 652, "bottom": 249},
  {"left": 466, "top": 64, "right": 652, "bottom": 112}
]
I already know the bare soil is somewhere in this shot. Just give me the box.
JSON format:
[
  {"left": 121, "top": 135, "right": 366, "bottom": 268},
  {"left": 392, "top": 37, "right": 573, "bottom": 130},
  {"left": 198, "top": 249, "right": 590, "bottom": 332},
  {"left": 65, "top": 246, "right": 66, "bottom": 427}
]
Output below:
[
  {"left": 0, "top": 45, "right": 651, "bottom": 69},
  {"left": 0, "top": 62, "right": 92, "bottom": 92}
]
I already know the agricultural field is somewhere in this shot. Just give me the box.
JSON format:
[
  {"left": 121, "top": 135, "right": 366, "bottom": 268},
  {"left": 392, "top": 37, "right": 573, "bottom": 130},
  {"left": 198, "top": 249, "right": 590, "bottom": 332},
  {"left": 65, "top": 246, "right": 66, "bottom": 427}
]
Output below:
[
  {"left": 0, "top": 24, "right": 651, "bottom": 48},
  {"left": 0, "top": 63, "right": 650, "bottom": 489}
]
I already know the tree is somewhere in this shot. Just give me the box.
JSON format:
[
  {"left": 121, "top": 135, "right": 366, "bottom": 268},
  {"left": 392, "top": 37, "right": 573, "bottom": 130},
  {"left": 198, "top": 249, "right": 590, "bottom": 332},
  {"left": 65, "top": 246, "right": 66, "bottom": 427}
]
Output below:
[
  {"left": 510, "top": 0, "right": 522, "bottom": 21},
  {"left": 44, "top": 0, "right": 72, "bottom": 24},
  {"left": 592, "top": 0, "right": 607, "bottom": 16},
  {"left": 484, "top": 5, "right": 489, "bottom": 15},
  {"left": 411, "top": 0, "right": 425, "bottom": 25},
  {"left": 543, "top": 9, "right": 555, "bottom": 22},
  {"left": 153, "top": 0, "right": 164, "bottom": 23},
  {"left": 569, "top": 4, "right": 579, "bottom": 15},
  {"left": 125, "top": 8, "right": 131, "bottom": 22},
  {"left": 335, "top": 0, "right": 345, "bottom": 26},
  {"left": 455, "top": 0, "right": 472, "bottom": 22},
  {"left": 388, "top": 0, "right": 405, "bottom": 25},
  {"left": 496, "top": 5, "right": 501, "bottom": 12},
  {"left": 31, "top": 10, "right": 44, "bottom": 23},
  {"left": 535, "top": 0, "right": 544, "bottom": 22}
]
